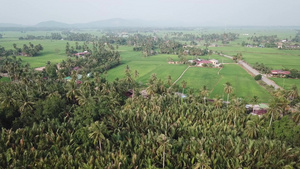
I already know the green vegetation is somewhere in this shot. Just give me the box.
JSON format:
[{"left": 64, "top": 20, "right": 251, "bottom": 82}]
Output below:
[
  {"left": 211, "top": 45, "right": 300, "bottom": 70},
  {"left": 1, "top": 40, "right": 69, "bottom": 68},
  {"left": 211, "top": 64, "right": 272, "bottom": 102},
  {"left": 270, "top": 77, "right": 300, "bottom": 90},
  {"left": 0, "top": 28, "right": 300, "bottom": 168},
  {"left": 0, "top": 59, "right": 300, "bottom": 167},
  {"left": 0, "top": 77, "right": 10, "bottom": 82},
  {"left": 177, "top": 65, "right": 272, "bottom": 102},
  {"left": 254, "top": 74, "right": 262, "bottom": 80}
]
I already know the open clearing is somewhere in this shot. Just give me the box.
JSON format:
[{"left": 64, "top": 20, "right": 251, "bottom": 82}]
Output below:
[
  {"left": 178, "top": 64, "right": 272, "bottom": 102},
  {"left": 1, "top": 29, "right": 298, "bottom": 102},
  {"left": 106, "top": 46, "right": 272, "bottom": 102},
  {"left": 210, "top": 46, "right": 300, "bottom": 69},
  {"left": 0, "top": 77, "right": 10, "bottom": 82},
  {"left": 270, "top": 78, "right": 300, "bottom": 90}
]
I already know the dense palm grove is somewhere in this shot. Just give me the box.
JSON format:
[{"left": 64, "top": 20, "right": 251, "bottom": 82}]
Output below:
[{"left": 0, "top": 54, "right": 300, "bottom": 168}]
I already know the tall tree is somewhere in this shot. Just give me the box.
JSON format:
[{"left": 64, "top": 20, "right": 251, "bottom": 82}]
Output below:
[
  {"left": 156, "top": 134, "right": 171, "bottom": 168},
  {"left": 224, "top": 82, "right": 233, "bottom": 106},
  {"left": 181, "top": 80, "right": 187, "bottom": 94},
  {"left": 200, "top": 85, "right": 209, "bottom": 105},
  {"left": 88, "top": 121, "right": 108, "bottom": 152}
]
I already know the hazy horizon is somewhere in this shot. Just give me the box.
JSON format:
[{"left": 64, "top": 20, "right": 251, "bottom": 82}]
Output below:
[{"left": 1, "top": 0, "right": 300, "bottom": 26}]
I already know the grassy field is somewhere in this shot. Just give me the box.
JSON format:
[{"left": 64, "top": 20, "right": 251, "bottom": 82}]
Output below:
[
  {"left": 270, "top": 78, "right": 300, "bottom": 90},
  {"left": 178, "top": 64, "right": 272, "bottom": 102},
  {"left": 1, "top": 29, "right": 297, "bottom": 102},
  {"left": 0, "top": 31, "right": 94, "bottom": 68},
  {"left": 210, "top": 46, "right": 300, "bottom": 69},
  {"left": 0, "top": 39, "right": 75, "bottom": 68},
  {"left": 0, "top": 77, "right": 10, "bottom": 82},
  {"left": 107, "top": 46, "right": 272, "bottom": 102},
  {"left": 106, "top": 46, "right": 188, "bottom": 83}
]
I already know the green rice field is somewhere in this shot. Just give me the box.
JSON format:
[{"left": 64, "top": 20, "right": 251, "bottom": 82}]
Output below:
[
  {"left": 107, "top": 46, "right": 272, "bottom": 102},
  {"left": 0, "top": 77, "right": 10, "bottom": 82},
  {"left": 1, "top": 29, "right": 298, "bottom": 102},
  {"left": 270, "top": 77, "right": 300, "bottom": 90},
  {"left": 178, "top": 64, "right": 272, "bottom": 102}
]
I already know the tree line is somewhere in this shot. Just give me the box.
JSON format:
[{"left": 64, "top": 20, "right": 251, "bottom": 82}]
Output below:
[
  {"left": 242, "top": 35, "right": 279, "bottom": 48},
  {"left": 19, "top": 33, "right": 63, "bottom": 40},
  {"left": 12, "top": 43, "right": 43, "bottom": 57}
]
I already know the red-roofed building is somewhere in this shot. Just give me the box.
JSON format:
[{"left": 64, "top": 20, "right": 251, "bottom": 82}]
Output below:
[
  {"left": 74, "top": 51, "right": 90, "bottom": 57},
  {"left": 271, "top": 70, "right": 290, "bottom": 77},
  {"left": 196, "top": 60, "right": 212, "bottom": 67},
  {"left": 73, "top": 66, "right": 80, "bottom": 71}
]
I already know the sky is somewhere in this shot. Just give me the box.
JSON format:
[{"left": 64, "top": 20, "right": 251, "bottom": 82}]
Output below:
[{"left": 1, "top": 0, "right": 300, "bottom": 26}]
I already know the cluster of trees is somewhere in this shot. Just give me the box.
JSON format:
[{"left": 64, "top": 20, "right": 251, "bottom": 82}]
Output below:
[
  {"left": 65, "top": 42, "right": 90, "bottom": 56},
  {"left": 0, "top": 34, "right": 2, "bottom": 38},
  {"left": 19, "top": 33, "right": 63, "bottom": 40},
  {"left": 200, "top": 33, "right": 239, "bottom": 44},
  {"left": 128, "top": 34, "right": 159, "bottom": 57},
  {"left": 0, "top": 56, "right": 30, "bottom": 81},
  {"left": 0, "top": 61, "right": 300, "bottom": 168},
  {"left": 252, "top": 62, "right": 272, "bottom": 74},
  {"left": 12, "top": 43, "right": 43, "bottom": 57},
  {"left": 287, "top": 69, "right": 300, "bottom": 79},
  {"left": 232, "top": 52, "right": 243, "bottom": 62},
  {"left": 292, "top": 30, "right": 300, "bottom": 42},
  {"left": 242, "top": 35, "right": 279, "bottom": 48},
  {"left": 19, "top": 35, "right": 45, "bottom": 40},
  {"left": 50, "top": 33, "right": 63, "bottom": 40},
  {"left": 167, "top": 32, "right": 239, "bottom": 44},
  {"left": 0, "top": 46, "right": 14, "bottom": 57},
  {"left": 130, "top": 34, "right": 213, "bottom": 57},
  {"left": 159, "top": 40, "right": 183, "bottom": 55},
  {"left": 63, "top": 31, "right": 96, "bottom": 41},
  {"left": 58, "top": 42, "right": 120, "bottom": 77}
]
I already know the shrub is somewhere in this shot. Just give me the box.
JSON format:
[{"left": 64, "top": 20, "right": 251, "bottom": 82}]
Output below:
[{"left": 254, "top": 74, "right": 262, "bottom": 80}]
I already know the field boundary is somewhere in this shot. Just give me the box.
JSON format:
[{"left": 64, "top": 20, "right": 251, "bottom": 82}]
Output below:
[{"left": 172, "top": 66, "right": 191, "bottom": 86}]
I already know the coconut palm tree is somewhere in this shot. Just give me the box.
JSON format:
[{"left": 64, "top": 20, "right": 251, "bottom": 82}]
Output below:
[
  {"left": 200, "top": 85, "right": 209, "bottom": 105},
  {"left": 229, "top": 98, "right": 245, "bottom": 127},
  {"left": 287, "top": 85, "right": 299, "bottom": 101},
  {"left": 224, "top": 82, "right": 233, "bottom": 106},
  {"left": 245, "top": 116, "right": 262, "bottom": 139},
  {"left": 88, "top": 121, "right": 108, "bottom": 152},
  {"left": 214, "top": 96, "right": 223, "bottom": 109},
  {"left": 66, "top": 80, "right": 79, "bottom": 103},
  {"left": 268, "top": 99, "right": 281, "bottom": 127},
  {"left": 181, "top": 80, "right": 187, "bottom": 94},
  {"left": 156, "top": 134, "right": 172, "bottom": 168}
]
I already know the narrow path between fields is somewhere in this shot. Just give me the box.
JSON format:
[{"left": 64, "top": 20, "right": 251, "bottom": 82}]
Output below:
[
  {"left": 172, "top": 66, "right": 191, "bottom": 86},
  {"left": 210, "top": 75, "right": 223, "bottom": 93}
]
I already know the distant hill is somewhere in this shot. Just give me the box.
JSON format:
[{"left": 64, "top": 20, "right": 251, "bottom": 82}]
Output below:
[
  {"left": 0, "top": 18, "right": 223, "bottom": 28},
  {"left": 35, "top": 20, "right": 71, "bottom": 28}
]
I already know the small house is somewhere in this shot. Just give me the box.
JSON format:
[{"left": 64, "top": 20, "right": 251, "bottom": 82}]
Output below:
[
  {"left": 64, "top": 76, "right": 72, "bottom": 81},
  {"left": 175, "top": 92, "right": 187, "bottom": 99},
  {"left": 248, "top": 103, "right": 269, "bottom": 116},
  {"left": 209, "top": 59, "right": 219, "bottom": 65},
  {"left": 271, "top": 70, "right": 290, "bottom": 77},
  {"left": 75, "top": 51, "right": 90, "bottom": 57},
  {"left": 73, "top": 66, "right": 81, "bottom": 71},
  {"left": 196, "top": 60, "right": 212, "bottom": 67}
]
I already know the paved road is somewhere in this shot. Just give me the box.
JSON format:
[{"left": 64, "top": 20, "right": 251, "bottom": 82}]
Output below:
[{"left": 220, "top": 54, "right": 282, "bottom": 90}]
